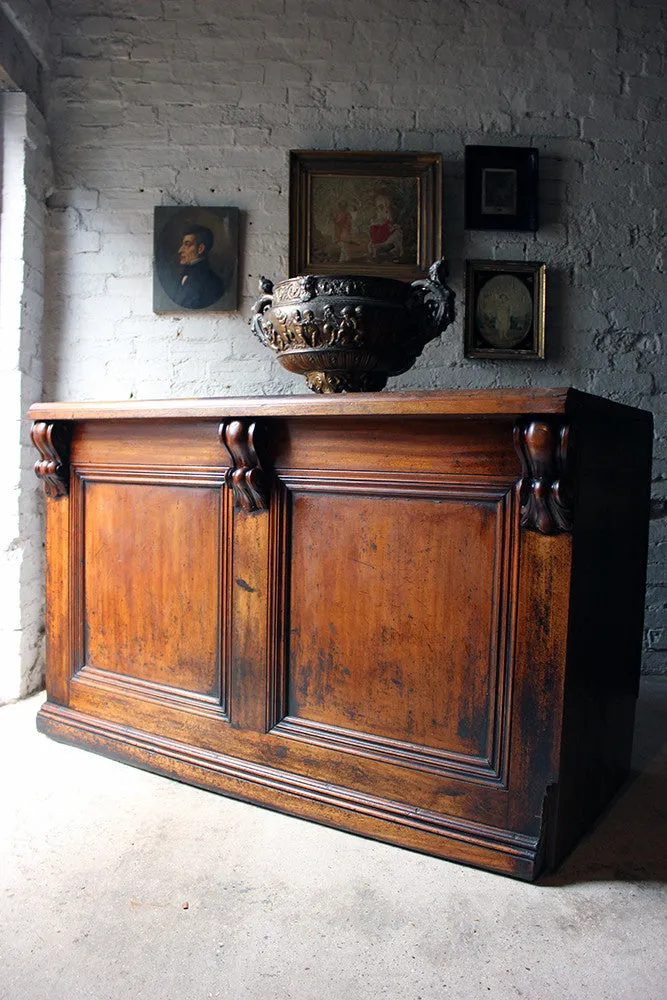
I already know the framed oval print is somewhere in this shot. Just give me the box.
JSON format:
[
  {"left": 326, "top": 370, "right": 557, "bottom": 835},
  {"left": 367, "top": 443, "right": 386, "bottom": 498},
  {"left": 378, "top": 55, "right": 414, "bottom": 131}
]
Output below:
[{"left": 465, "top": 260, "right": 546, "bottom": 360}]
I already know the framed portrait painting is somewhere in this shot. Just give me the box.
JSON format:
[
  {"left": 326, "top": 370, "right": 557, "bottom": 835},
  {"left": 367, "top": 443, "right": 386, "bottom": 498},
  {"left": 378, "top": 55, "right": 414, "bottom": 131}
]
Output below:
[
  {"left": 465, "top": 260, "right": 546, "bottom": 360},
  {"left": 289, "top": 150, "right": 442, "bottom": 280},
  {"left": 464, "top": 146, "right": 539, "bottom": 232},
  {"left": 153, "top": 206, "right": 239, "bottom": 313}
]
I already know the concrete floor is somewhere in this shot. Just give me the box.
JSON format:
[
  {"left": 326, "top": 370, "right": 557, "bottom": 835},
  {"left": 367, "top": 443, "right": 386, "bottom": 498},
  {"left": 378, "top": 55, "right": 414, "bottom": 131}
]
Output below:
[{"left": 1, "top": 680, "right": 666, "bottom": 1000}]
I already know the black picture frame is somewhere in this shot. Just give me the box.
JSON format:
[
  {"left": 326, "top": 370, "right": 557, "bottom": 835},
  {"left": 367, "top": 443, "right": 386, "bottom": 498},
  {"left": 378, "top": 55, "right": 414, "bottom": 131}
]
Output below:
[
  {"left": 464, "top": 146, "right": 539, "bottom": 232},
  {"left": 464, "top": 259, "right": 546, "bottom": 360},
  {"left": 153, "top": 206, "right": 239, "bottom": 313}
]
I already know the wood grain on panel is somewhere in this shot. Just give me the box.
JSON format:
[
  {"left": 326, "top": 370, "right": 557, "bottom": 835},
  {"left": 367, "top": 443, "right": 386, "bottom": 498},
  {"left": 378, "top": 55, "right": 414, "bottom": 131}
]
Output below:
[
  {"left": 229, "top": 504, "right": 271, "bottom": 732},
  {"left": 72, "top": 474, "right": 226, "bottom": 708},
  {"left": 507, "top": 529, "right": 572, "bottom": 853},
  {"left": 70, "top": 419, "right": 225, "bottom": 469},
  {"left": 44, "top": 493, "right": 71, "bottom": 705},
  {"left": 272, "top": 474, "right": 517, "bottom": 783},
  {"left": 271, "top": 418, "right": 521, "bottom": 479}
]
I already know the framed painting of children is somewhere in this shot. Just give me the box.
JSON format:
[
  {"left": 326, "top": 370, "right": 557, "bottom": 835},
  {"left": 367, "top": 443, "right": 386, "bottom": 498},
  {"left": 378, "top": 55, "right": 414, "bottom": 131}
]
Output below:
[{"left": 289, "top": 151, "right": 442, "bottom": 281}]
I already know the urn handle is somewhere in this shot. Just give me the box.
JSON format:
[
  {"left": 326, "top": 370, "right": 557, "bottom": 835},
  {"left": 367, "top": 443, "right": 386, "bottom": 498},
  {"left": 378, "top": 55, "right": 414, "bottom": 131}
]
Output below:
[
  {"left": 409, "top": 259, "right": 455, "bottom": 337},
  {"left": 250, "top": 276, "right": 274, "bottom": 343}
]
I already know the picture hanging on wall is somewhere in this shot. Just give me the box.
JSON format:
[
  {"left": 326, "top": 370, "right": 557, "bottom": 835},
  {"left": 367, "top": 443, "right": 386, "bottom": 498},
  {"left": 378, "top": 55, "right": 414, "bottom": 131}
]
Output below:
[
  {"left": 464, "top": 146, "right": 539, "bottom": 231},
  {"left": 464, "top": 259, "right": 546, "bottom": 360},
  {"left": 153, "top": 206, "right": 239, "bottom": 313},
  {"left": 289, "top": 150, "right": 442, "bottom": 281}
]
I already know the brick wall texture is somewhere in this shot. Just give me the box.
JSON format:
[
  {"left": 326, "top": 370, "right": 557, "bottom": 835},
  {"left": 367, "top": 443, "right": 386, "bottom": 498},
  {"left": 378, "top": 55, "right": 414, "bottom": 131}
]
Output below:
[
  {"left": 32, "top": 0, "right": 667, "bottom": 670},
  {"left": 0, "top": 91, "right": 50, "bottom": 699}
]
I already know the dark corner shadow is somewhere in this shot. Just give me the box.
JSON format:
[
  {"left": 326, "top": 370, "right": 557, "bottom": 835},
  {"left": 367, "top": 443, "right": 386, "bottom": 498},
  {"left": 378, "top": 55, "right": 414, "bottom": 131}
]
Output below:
[{"left": 538, "top": 678, "right": 667, "bottom": 886}]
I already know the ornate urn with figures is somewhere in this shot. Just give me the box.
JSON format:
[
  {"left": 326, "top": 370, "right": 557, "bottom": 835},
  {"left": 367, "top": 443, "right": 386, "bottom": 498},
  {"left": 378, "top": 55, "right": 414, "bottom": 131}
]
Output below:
[{"left": 250, "top": 260, "right": 455, "bottom": 393}]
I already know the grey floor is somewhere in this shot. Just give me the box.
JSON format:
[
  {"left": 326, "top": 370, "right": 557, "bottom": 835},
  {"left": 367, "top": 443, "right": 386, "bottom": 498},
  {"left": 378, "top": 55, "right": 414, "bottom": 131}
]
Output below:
[{"left": 2, "top": 680, "right": 666, "bottom": 1000}]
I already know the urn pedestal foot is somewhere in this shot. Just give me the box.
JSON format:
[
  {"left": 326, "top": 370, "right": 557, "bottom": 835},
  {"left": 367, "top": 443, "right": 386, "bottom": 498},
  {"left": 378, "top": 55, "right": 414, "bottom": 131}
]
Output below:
[{"left": 305, "top": 371, "right": 389, "bottom": 393}]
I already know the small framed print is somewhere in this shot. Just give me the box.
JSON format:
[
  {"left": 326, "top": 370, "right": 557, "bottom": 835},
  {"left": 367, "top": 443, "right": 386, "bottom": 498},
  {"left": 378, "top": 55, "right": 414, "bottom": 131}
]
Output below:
[
  {"left": 464, "top": 146, "right": 539, "bottom": 231},
  {"left": 465, "top": 260, "right": 546, "bottom": 360},
  {"left": 153, "top": 206, "right": 239, "bottom": 313}
]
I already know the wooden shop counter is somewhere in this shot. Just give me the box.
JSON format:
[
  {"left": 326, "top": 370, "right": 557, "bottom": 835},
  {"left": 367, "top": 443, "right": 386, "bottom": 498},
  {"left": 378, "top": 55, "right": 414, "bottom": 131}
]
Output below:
[{"left": 28, "top": 388, "right": 652, "bottom": 879}]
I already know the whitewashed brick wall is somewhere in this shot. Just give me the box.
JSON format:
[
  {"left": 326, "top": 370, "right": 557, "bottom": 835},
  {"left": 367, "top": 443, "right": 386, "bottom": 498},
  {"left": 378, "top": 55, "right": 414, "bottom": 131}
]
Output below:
[
  {"left": 0, "top": 91, "right": 51, "bottom": 700},
  {"left": 41, "top": 0, "right": 665, "bottom": 671}
]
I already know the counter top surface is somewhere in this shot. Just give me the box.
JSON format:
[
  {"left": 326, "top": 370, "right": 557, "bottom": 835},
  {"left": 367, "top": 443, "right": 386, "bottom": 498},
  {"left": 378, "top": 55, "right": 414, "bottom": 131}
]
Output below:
[{"left": 27, "top": 388, "right": 648, "bottom": 422}]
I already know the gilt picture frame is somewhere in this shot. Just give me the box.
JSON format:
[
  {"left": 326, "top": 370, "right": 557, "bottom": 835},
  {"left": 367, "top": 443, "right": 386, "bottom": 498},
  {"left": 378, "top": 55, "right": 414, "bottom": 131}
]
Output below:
[
  {"left": 465, "top": 260, "right": 546, "bottom": 360},
  {"left": 464, "top": 146, "right": 539, "bottom": 232},
  {"left": 289, "top": 150, "right": 442, "bottom": 280}
]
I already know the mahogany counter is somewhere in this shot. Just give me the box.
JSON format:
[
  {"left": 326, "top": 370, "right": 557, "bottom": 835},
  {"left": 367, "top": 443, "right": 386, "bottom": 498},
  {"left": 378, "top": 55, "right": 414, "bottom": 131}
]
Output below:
[{"left": 28, "top": 389, "right": 653, "bottom": 880}]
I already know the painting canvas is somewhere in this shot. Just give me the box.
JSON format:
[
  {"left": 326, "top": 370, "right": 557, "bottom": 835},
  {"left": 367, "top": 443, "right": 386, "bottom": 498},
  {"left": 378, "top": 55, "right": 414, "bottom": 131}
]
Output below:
[
  {"left": 310, "top": 175, "right": 419, "bottom": 269},
  {"left": 153, "top": 206, "right": 238, "bottom": 313},
  {"left": 481, "top": 168, "right": 517, "bottom": 216}
]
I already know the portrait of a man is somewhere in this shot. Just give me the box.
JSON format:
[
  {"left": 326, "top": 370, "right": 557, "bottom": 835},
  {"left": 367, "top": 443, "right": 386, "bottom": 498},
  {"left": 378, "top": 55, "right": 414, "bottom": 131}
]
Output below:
[{"left": 153, "top": 207, "right": 238, "bottom": 313}]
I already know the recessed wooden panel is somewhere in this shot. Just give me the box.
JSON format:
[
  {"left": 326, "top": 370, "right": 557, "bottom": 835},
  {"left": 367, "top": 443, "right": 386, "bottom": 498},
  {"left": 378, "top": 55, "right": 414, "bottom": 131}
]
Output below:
[
  {"left": 271, "top": 418, "right": 521, "bottom": 479},
  {"left": 276, "top": 478, "right": 515, "bottom": 778},
  {"left": 80, "top": 479, "right": 222, "bottom": 700},
  {"left": 71, "top": 420, "right": 225, "bottom": 468}
]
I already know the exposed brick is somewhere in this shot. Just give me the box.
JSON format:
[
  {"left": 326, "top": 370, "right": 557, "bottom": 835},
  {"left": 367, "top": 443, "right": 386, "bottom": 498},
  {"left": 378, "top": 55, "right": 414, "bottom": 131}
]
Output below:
[{"left": 0, "top": 87, "right": 49, "bottom": 699}]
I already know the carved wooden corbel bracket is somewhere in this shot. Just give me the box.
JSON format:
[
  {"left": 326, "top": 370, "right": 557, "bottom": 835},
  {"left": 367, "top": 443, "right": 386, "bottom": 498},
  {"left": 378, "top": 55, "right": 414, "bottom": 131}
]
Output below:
[
  {"left": 513, "top": 417, "right": 573, "bottom": 535},
  {"left": 219, "top": 419, "right": 269, "bottom": 513},
  {"left": 31, "top": 421, "right": 71, "bottom": 499}
]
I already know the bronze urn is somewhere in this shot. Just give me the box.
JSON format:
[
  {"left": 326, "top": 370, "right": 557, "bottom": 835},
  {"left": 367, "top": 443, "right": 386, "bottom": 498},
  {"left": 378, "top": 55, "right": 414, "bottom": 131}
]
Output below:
[{"left": 250, "top": 260, "right": 455, "bottom": 393}]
